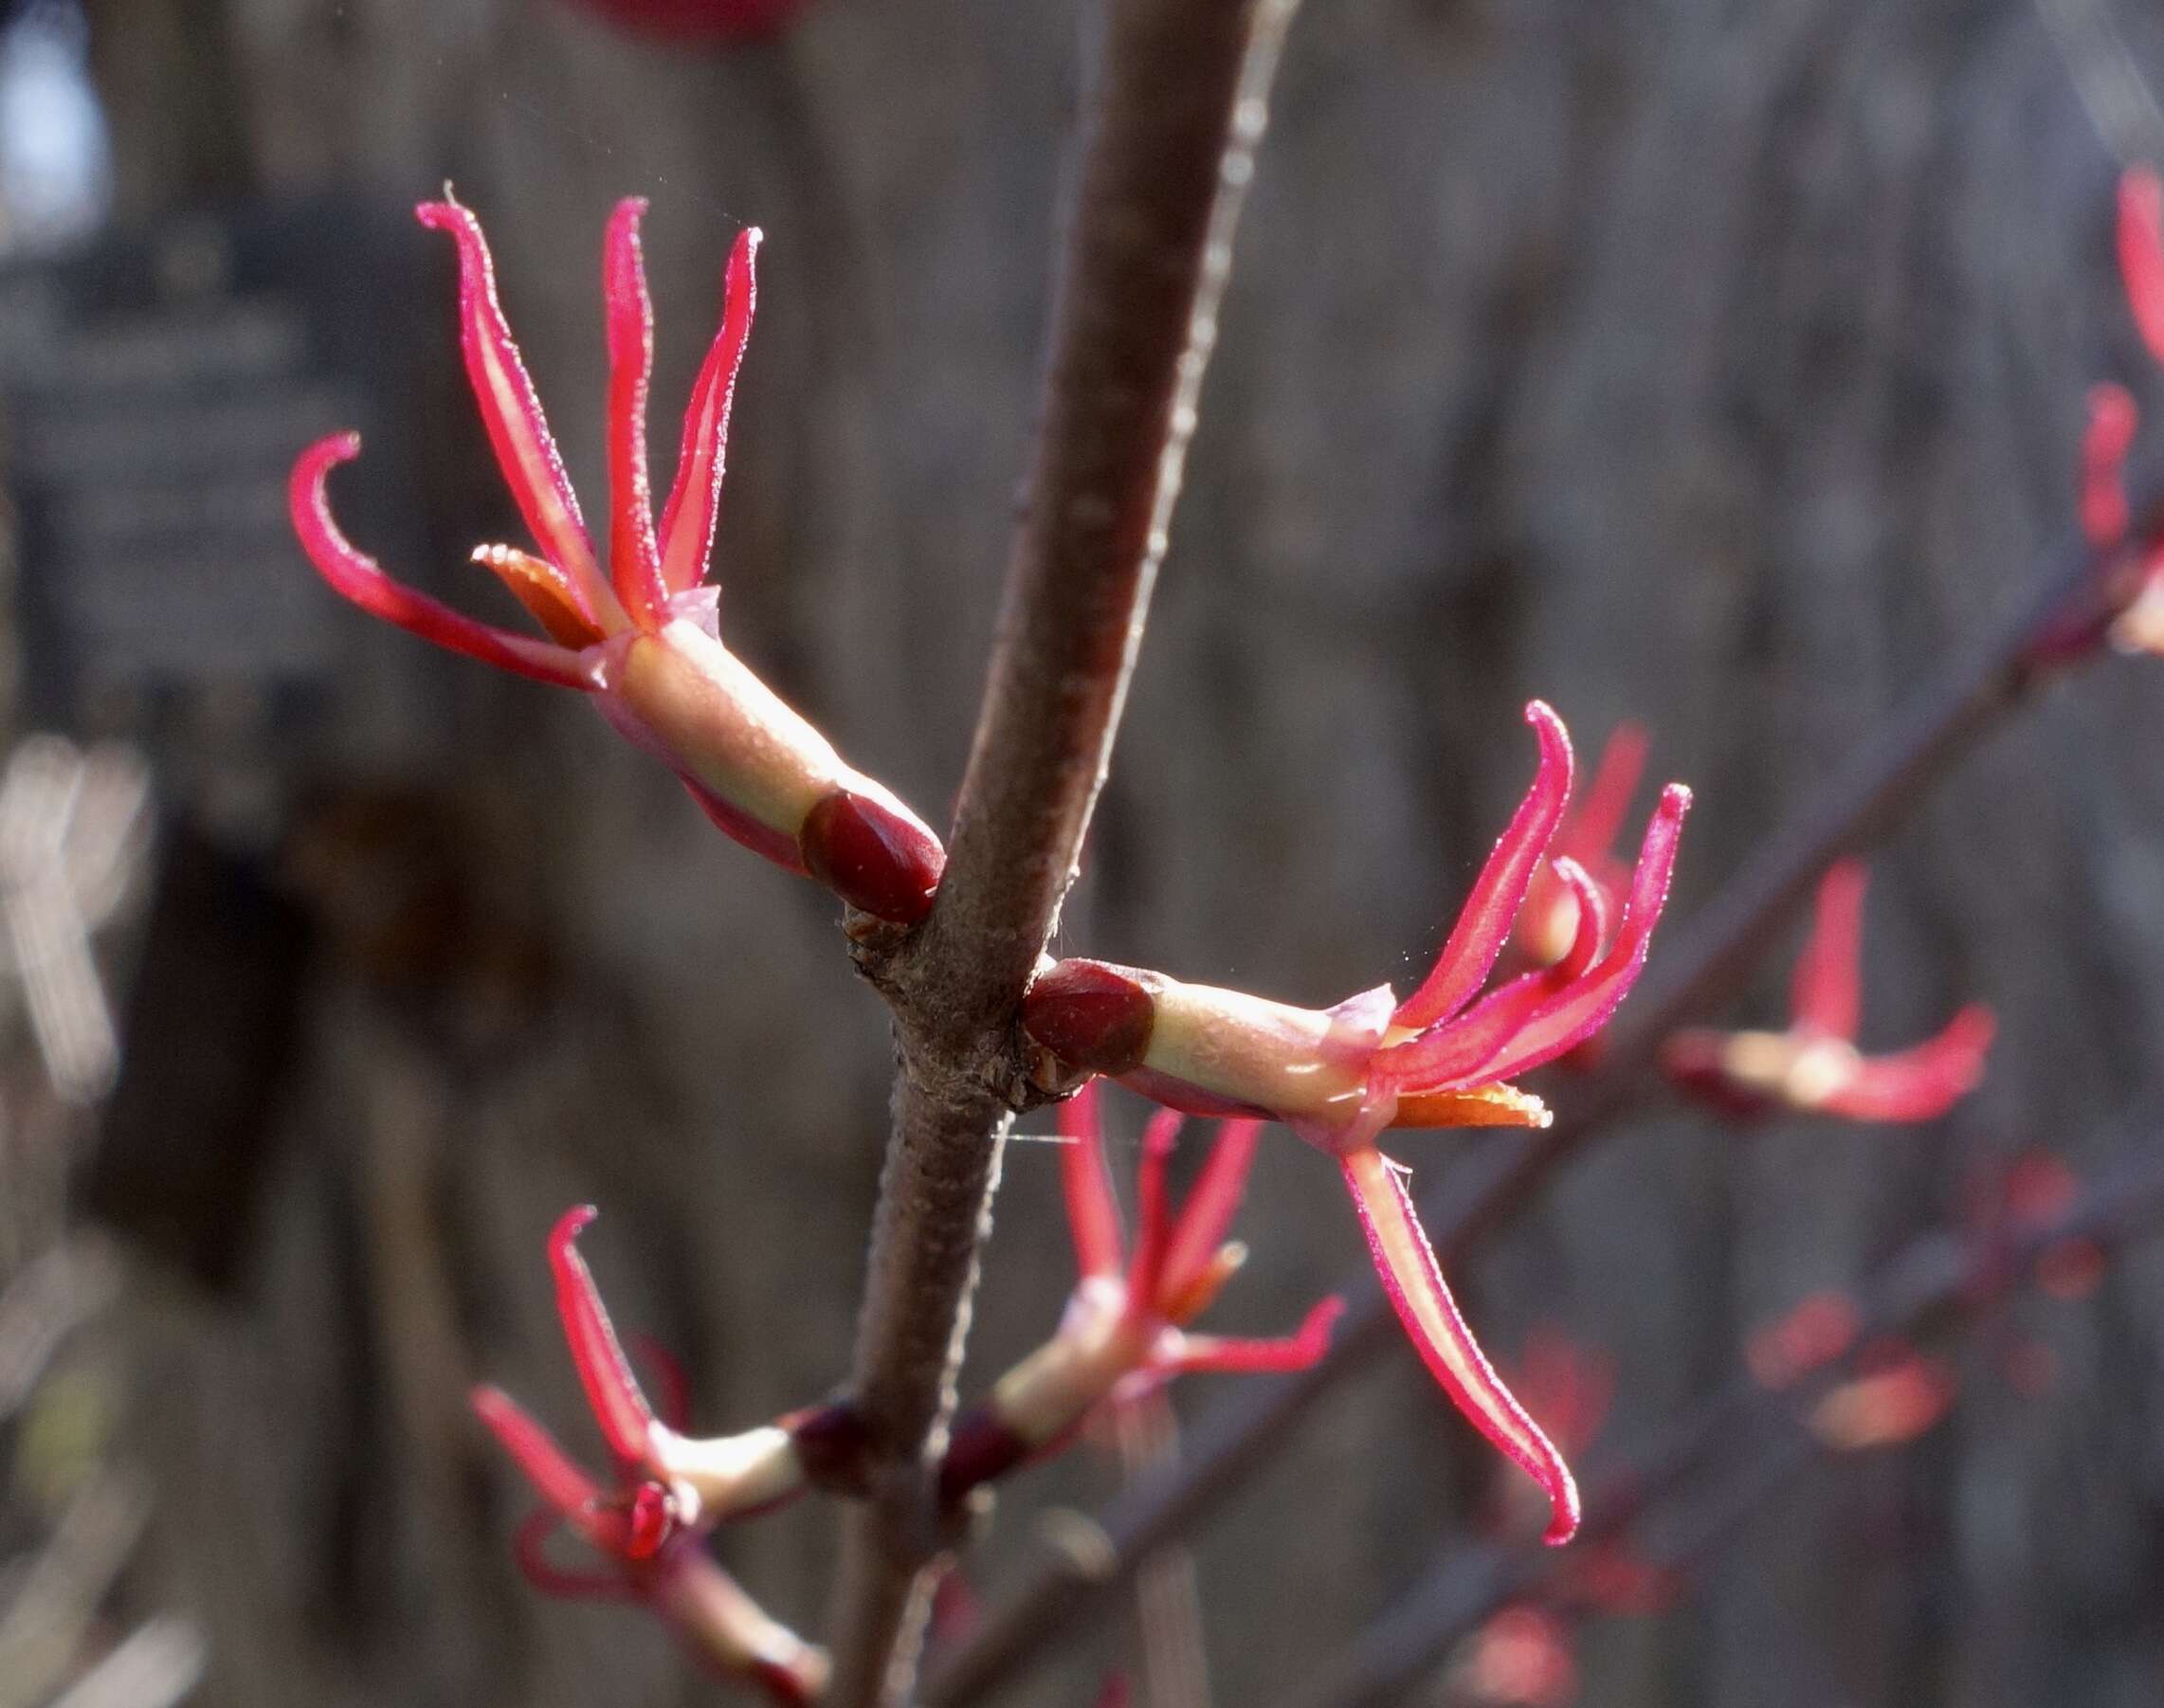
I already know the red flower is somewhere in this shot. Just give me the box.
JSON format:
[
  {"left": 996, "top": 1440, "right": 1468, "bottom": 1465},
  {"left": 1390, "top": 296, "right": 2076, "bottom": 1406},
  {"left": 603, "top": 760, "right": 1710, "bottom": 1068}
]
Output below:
[
  {"left": 1023, "top": 702, "right": 1693, "bottom": 1543},
  {"left": 1661, "top": 861, "right": 1992, "bottom": 1122},
  {"left": 942, "top": 1081, "right": 1340, "bottom": 1498},
  {"left": 473, "top": 1208, "right": 824, "bottom": 1700},
  {"left": 2073, "top": 167, "right": 2164, "bottom": 654},
  {"left": 290, "top": 197, "right": 944, "bottom": 923}
]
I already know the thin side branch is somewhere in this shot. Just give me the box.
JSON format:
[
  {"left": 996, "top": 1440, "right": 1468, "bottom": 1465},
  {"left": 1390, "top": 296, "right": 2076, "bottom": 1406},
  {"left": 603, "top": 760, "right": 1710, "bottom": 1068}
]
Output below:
[
  {"left": 920, "top": 497, "right": 2158, "bottom": 1707},
  {"left": 827, "top": 3, "right": 1302, "bottom": 1699}
]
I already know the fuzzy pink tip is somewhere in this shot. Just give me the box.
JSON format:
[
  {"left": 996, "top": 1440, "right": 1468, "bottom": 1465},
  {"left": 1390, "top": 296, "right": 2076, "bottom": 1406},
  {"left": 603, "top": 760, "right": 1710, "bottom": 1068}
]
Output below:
[
  {"left": 1058, "top": 1080, "right": 1126, "bottom": 1281},
  {"left": 661, "top": 227, "right": 762, "bottom": 595},
  {"left": 1158, "top": 1118, "right": 1264, "bottom": 1306},
  {"left": 414, "top": 198, "right": 611, "bottom": 618},
  {"left": 1821, "top": 1003, "right": 1996, "bottom": 1123},
  {"left": 288, "top": 434, "right": 591, "bottom": 687},
  {"left": 603, "top": 199, "right": 669, "bottom": 625},
  {"left": 2081, "top": 383, "right": 2139, "bottom": 550},
  {"left": 1341, "top": 1148, "right": 1578, "bottom": 1543},
  {"left": 473, "top": 1384, "right": 604, "bottom": 1529},
  {"left": 1791, "top": 859, "right": 1866, "bottom": 1042},
  {"left": 2119, "top": 167, "right": 2164, "bottom": 368},
  {"left": 548, "top": 1206, "right": 661, "bottom": 1469},
  {"left": 1393, "top": 701, "right": 1574, "bottom": 1032}
]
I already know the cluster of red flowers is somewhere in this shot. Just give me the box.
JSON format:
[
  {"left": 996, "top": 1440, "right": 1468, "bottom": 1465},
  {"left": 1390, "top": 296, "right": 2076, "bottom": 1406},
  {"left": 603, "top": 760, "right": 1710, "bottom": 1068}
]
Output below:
[{"left": 286, "top": 190, "right": 2030, "bottom": 1696}]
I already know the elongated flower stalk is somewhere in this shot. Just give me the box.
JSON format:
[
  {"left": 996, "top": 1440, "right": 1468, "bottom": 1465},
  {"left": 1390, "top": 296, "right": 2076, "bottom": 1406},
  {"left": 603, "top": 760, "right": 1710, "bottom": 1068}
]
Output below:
[
  {"left": 1023, "top": 702, "right": 1693, "bottom": 1542},
  {"left": 941, "top": 1081, "right": 1341, "bottom": 1501},
  {"left": 290, "top": 197, "right": 945, "bottom": 923},
  {"left": 1660, "top": 861, "right": 1993, "bottom": 1122},
  {"left": 474, "top": 1209, "right": 827, "bottom": 1702}
]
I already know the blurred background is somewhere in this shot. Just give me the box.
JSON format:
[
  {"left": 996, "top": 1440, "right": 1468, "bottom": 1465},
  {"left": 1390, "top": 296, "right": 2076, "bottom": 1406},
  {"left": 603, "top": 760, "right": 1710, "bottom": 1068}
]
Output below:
[{"left": 0, "top": 0, "right": 2160, "bottom": 1703}]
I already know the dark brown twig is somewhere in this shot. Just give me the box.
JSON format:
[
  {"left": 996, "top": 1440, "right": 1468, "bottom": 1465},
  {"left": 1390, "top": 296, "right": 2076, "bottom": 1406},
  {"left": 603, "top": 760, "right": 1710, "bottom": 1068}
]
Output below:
[
  {"left": 920, "top": 499, "right": 2156, "bottom": 1707},
  {"left": 824, "top": 4, "right": 1302, "bottom": 1699},
  {"left": 1270, "top": 1131, "right": 2164, "bottom": 1708}
]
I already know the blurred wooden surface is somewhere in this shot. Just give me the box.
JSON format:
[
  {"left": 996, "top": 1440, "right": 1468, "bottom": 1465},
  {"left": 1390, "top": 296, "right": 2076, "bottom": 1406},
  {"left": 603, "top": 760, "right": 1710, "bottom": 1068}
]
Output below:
[{"left": 64, "top": 0, "right": 2164, "bottom": 1704}]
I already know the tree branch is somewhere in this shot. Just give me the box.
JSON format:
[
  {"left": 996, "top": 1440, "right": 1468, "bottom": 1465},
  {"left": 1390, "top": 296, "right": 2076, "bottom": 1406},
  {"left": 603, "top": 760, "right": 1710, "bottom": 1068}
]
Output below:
[
  {"left": 825, "top": 3, "right": 1302, "bottom": 1699},
  {"left": 1270, "top": 1130, "right": 2164, "bottom": 1708},
  {"left": 919, "top": 497, "right": 2157, "bottom": 1707}
]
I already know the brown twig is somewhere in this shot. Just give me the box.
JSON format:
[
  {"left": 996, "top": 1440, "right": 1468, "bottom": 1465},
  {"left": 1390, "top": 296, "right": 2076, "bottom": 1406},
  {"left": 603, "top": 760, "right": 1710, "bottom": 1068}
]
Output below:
[
  {"left": 919, "top": 499, "right": 2157, "bottom": 1707},
  {"left": 824, "top": 4, "right": 1302, "bottom": 1699},
  {"left": 1269, "top": 1130, "right": 2164, "bottom": 1708}
]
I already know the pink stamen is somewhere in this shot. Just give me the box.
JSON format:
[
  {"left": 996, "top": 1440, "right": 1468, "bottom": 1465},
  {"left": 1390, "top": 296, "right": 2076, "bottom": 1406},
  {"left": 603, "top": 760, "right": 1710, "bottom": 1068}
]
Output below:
[
  {"left": 661, "top": 227, "right": 762, "bottom": 595},
  {"left": 1392, "top": 702, "right": 1574, "bottom": 1031},
  {"left": 1444, "top": 784, "right": 1690, "bottom": 1085},
  {"left": 1168, "top": 1297, "right": 1344, "bottom": 1374},
  {"left": 1818, "top": 1004, "right": 1995, "bottom": 1122},
  {"left": 1057, "top": 1081, "right": 1125, "bottom": 1281},
  {"left": 548, "top": 1207, "right": 661, "bottom": 1469},
  {"left": 2118, "top": 167, "right": 2164, "bottom": 366},
  {"left": 472, "top": 1385, "right": 603, "bottom": 1525},
  {"left": 1124, "top": 1109, "right": 1185, "bottom": 1303},
  {"left": 2081, "top": 383, "right": 2139, "bottom": 549},
  {"left": 290, "top": 435, "right": 591, "bottom": 688},
  {"left": 1157, "top": 1118, "right": 1263, "bottom": 1306},
  {"left": 1340, "top": 1147, "right": 1578, "bottom": 1544},
  {"left": 1791, "top": 860, "right": 1866, "bottom": 1042},
  {"left": 415, "top": 199, "right": 616, "bottom": 626},
  {"left": 602, "top": 199, "right": 669, "bottom": 625},
  {"left": 1544, "top": 857, "right": 1609, "bottom": 984},
  {"left": 1565, "top": 721, "right": 1647, "bottom": 869}
]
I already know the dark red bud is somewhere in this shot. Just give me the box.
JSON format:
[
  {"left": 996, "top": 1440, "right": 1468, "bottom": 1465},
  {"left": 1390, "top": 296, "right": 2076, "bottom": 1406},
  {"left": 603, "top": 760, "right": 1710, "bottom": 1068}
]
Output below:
[
  {"left": 783, "top": 1399, "right": 872, "bottom": 1498},
  {"left": 1021, "top": 960, "right": 1155, "bottom": 1076},
  {"left": 938, "top": 1407, "right": 1032, "bottom": 1505},
  {"left": 801, "top": 788, "right": 946, "bottom": 924}
]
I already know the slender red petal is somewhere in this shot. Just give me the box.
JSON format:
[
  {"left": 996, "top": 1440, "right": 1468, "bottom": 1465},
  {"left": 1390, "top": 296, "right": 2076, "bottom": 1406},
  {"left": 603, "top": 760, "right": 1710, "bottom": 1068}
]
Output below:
[
  {"left": 1392, "top": 702, "right": 1574, "bottom": 1031},
  {"left": 1166, "top": 1297, "right": 1343, "bottom": 1374},
  {"left": 660, "top": 226, "right": 761, "bottom": 595},
  {"left": 1544, "top": 858, "right": 1608, "bottom": 983},
  {"left": 1158, "top": 1118, "right": 1263, "bottom": 1306},
  {"left": 548, "top": 1206, "right": 660, "bottom": 1467},
  {"left": 1125, "top": 1109, "right": 1185, "bottom": 1304},
  {"left": 603, "top": 199, "right": 669, "bottom": 625},
  {"left": 1563, "top": 722, "right": 1647, "bottom": 867},
  {"left": 290, "top": 435, "right": 591, "bottom": 687},
  {"left": 1818, "top": 1004, "right": 1994, "bottom": 1122},
  {"left": 2081, "top": 383, "right": 2139, "bottom": 549},
  {"left": 1340, "top": 1148, "right": 1578, "bottom": 1544},
  {"left": 1439, "top": 783, "right": 1690, "bottom": 1086},
  {"left": 413, "top": 199, "right": 615, "bottom": 624},
  {"left": 472, "top": 1385, "right": 603, "bottom": 1526},
  {"left": 511, "top": 1510, "right": 641, "bottom": 1601},
  {"left": 2119, "top": 167, "right": 2164, "bottom": 367},
  {"left": 1791, "top": 859, "right": 1866, "bottom": 1041},
  {"left": 1057, "top": 1080, "right": 1125, "bottom": 1279}
]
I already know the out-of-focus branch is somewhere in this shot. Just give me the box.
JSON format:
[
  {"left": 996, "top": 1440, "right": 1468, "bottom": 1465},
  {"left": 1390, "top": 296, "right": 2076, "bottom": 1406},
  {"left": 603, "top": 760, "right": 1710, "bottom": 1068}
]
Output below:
[
  {"left": 920, "top": 497, "right": 2159, "bottom": 1708},
  {"left": 1270, "top": 1136, "right": 2164, "bottom": 1708},
  {"left": 826, "top": 4, "right": 1302, "bottom": 1700}
]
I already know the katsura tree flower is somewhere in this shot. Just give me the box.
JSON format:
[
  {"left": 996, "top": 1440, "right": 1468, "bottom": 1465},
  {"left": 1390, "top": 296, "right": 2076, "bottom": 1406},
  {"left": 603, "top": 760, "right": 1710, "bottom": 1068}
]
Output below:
[
  {"left": 1023, "top": 702, "right": 1693, "bottom": 1542},
  {"left": 1661, "top": 860, "right": 1993, "bottom": 1122},
  {"left": 290, "top": 195, "right": 945, "bottom": 923},
  {"left": 1513, "top": 722, "right": 1647, "bottom": 970},
  {"left": 1807, "top": 1340, "right": 1955, "bottom": 1452},
  {"left": 2068, "top": 166, "right": 2164, "bottom": 655},
  {"left": 473, "top": 1208, "right": 825, "bottom": 1700},
  {"left": 940, "top": 1081, "right": 1341, "bottom": 1500}
]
